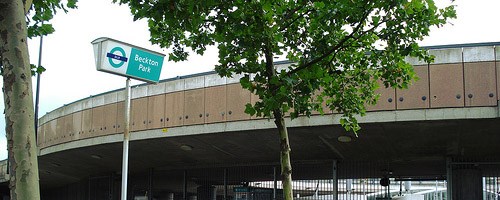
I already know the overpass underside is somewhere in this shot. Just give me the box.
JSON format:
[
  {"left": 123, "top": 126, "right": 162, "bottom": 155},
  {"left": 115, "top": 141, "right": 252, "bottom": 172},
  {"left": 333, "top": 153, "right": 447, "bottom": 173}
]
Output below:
[{"left": 39, "top": 115, "right": 500, "bottom": 180}]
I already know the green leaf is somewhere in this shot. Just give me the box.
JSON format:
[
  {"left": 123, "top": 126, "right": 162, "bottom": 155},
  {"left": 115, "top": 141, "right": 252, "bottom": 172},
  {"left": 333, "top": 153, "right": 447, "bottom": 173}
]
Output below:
[
  {"left": 30, "top": 64, "right": 46, "bottom": 76},
  {"left": 313, "top": 2, "right": 325, "bottom": 9},
  {"left": 372, "top": 16, "right": 380, "bottom": 24},
  {"left": 67, "top": 0, "right": 78, "bottom": 8},
  {"left": 37, "top": 65, "right": 46, "bottom": 74},
  {"left": 40, "top": 24, "right": 55, "bottom": 35},
  {"left": 244, "top": 103, "right": 256, "bottom": 116},
  {"left": 262, "top": 3, "right": 272, "bottom": 12},
  {"left": 240, "top": 75, "right": 252, "bottom": 89}
]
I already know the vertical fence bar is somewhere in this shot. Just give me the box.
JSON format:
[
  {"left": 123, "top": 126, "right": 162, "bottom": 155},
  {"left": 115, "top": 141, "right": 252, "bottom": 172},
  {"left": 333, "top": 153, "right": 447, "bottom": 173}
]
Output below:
[
  {"left": 447, "top": 158, "right": 453, "bottom": 200},
  {"left": 333, "top": 160, "right": 338, "bottom": 200},
  {"left": 495, "top": 177, "right": 498, "bottom": 200},
  {"left": 435, "top": 179, "right": 438, "bottom": 200},
  {"left": 484, "top": 177, "right": 487, "bottom": 200},
  {"left": 183, "top": 170, "right": 187, "bottom": 200},
  {"left": 148, "top": 168, "right": 153, "bottom": 200},
  {"left": 273, "top": 166, "right": 277, "bottom": 200},
  {"left": 224, "top": 168, "right": 228, "bottom": 200},
  {"left": 88, "top": 176, "right": 91, "bottom": 200},
  {"left": 110, "top": 173, "right": 115, "bottom": 200}
]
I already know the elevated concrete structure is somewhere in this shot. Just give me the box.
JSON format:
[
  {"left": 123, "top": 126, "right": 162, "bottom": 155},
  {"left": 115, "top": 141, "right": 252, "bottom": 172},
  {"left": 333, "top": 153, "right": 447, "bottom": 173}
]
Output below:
[{"left": 4, "top": 42, "right": 500, "bottom": 199}]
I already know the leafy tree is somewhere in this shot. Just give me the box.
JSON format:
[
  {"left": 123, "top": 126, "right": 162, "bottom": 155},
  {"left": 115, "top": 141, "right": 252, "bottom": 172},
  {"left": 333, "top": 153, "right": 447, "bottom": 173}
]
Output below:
[
  {"left": 0, "top": 0, "right": 75, "bottom": 198},
  {"left": 119, "top": 0, "right": 455, "bottom": 199}
]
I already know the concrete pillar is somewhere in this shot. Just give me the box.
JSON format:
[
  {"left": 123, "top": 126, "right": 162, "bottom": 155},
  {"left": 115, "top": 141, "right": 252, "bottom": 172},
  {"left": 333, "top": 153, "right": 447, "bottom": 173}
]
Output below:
[{"left": 452, "top": 168, "right": 483, "bottom": 200}]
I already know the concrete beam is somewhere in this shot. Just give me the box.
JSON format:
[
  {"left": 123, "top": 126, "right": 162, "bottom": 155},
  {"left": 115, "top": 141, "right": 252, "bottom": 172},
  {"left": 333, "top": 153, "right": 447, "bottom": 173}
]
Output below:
[
  {"left": 147, "top": 81, "right": 166, "bottom": 96},
  {"left": 429, "top": 48, "right": 462, "bottom": 64},
  {"left": 165, "top": 79, "right": 185, "bottom": 93},
  {"left": 185, "top": 76, "right": 205, "bottom": 90},
  {"left": 38, "top": 106, "right": 499, "bottom": 156},
  {"left": 463, "top": 46, "right": 495, "bottom": 62}
]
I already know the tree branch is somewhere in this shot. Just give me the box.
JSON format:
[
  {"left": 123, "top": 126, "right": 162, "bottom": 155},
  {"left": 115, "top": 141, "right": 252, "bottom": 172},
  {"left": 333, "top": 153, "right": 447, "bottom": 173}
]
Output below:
[
  {"left": 284, "top": 3, "right": 374, "bottom": 77},
  {"left": 278, "top": 8, "right": 313, "bottom": 32},
  {"left": 275, "top": 3, "right": 308, "bottom": 30}
]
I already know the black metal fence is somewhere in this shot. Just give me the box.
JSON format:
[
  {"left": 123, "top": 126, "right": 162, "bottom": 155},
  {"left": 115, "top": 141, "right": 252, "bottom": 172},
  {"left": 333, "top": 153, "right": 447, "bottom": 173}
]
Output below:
[{"left": 40, "top": 160, "right": 500, "bottom": 200}]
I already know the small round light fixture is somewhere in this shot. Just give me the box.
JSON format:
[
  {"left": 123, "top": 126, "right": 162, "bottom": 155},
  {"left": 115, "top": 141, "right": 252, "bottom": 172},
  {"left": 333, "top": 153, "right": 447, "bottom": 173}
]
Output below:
[
  {"left": 180, "top": 144, "right": 193, "bottom": 151},
  {"left": 337, "top": 136, "right": 352, "bottom": 143}
]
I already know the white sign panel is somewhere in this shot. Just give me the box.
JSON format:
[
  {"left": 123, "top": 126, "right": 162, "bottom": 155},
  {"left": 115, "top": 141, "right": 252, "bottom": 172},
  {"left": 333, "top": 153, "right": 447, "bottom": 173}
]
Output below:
[{"left": 92, "top": 37, "right": 165, "bottom": 83}]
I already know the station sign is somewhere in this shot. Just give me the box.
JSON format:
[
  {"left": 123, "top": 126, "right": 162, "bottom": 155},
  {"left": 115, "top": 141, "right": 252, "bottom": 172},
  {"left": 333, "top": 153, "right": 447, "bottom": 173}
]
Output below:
[{"left": 92, "top": 37, "right": 165, "bottom": 83}]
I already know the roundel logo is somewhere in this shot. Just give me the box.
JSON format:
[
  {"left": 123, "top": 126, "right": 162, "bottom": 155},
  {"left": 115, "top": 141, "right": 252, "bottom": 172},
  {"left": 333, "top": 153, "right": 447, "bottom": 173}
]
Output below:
[{"left": 106, "top": 47, "right": 128, "bottom": 68}]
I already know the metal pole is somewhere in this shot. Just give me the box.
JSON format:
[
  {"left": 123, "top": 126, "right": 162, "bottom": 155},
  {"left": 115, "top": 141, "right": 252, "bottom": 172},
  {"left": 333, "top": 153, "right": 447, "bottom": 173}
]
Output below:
[
  {"left": 333, "top": 160, "right": 338, "bottom": 200},
  {"left": 121, "top": 77, "right": 131, "bottom": 200},
  {"left": 183, "top": 170, "right": 188, "bottom": 200},
  {"left": 447, "top": 157, "right": 453, "bottom": 200},
  {"left": 110, "top": 173, "right": 115, "bottom": 200},
  {"left": 435, "top": 179, "right": 438, "bottom": 199},
  {"left": 88, "top": 176, "right": 92, "bottom": 200},
  {"left": 495, "top": 177, "right": 498, "bottom": 200},
  {"left": 34, "top": 34, "right": 43, "bottom": 141},
  {"left": 483, "top": 177, "right": 487, "bottom": 200},
  {"left": 273, "top": 167, "right": 277, "bottom": 200},
  {"left": 224, "top": 168, "right": 228, "bottom": 200},
  {"left": 148, "top": 168, "right": 153, "bottom": 200},
  {"left": 399, "top": 180, "right": 402, "bottom": 196}
]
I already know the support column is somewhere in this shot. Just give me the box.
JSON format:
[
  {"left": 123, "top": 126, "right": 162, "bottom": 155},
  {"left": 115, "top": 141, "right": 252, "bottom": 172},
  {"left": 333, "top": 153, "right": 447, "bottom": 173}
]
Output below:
[{"left": 452, "top": 168, "right": 483, "bottom": 200}]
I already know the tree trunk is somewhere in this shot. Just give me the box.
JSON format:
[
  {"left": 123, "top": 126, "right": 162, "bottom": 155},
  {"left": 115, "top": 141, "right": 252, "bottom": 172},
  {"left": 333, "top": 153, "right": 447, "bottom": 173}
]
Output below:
[
  {"left": 273, "top": 110, "right": 294, "bottom": 200},
  {"left": 263, "top": 41, "right": 294, "bottom": 200},
  {"left": 0, "top": 0, "right": 41, "bottom": 199}
]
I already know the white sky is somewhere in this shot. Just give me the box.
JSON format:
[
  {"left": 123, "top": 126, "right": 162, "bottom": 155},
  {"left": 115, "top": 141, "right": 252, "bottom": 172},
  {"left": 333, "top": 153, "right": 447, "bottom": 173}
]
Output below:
[{"left": 0, "top": 0, "right": 499, "bottom": 160}]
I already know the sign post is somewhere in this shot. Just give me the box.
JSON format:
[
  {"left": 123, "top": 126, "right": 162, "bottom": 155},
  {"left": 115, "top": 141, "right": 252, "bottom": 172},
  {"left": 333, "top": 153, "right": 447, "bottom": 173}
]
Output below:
[
  {"left": 91, "top": 37, "right": 165, "bottom": 200},
  {"left": 121, "top": 77, "right": 131, "bottom": 200}
]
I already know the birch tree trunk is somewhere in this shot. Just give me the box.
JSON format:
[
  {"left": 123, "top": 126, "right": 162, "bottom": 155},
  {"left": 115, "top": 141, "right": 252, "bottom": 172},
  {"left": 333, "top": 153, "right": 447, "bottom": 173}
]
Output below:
[{"left": 0, "top": 0, "right": 41, "bottom": 199}]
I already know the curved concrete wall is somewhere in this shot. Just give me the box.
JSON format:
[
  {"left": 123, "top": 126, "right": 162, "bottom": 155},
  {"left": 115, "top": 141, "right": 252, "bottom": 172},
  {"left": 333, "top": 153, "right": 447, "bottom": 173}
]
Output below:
[{"left": 37, "top": 44, "right": 500, "bottom": 149}]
